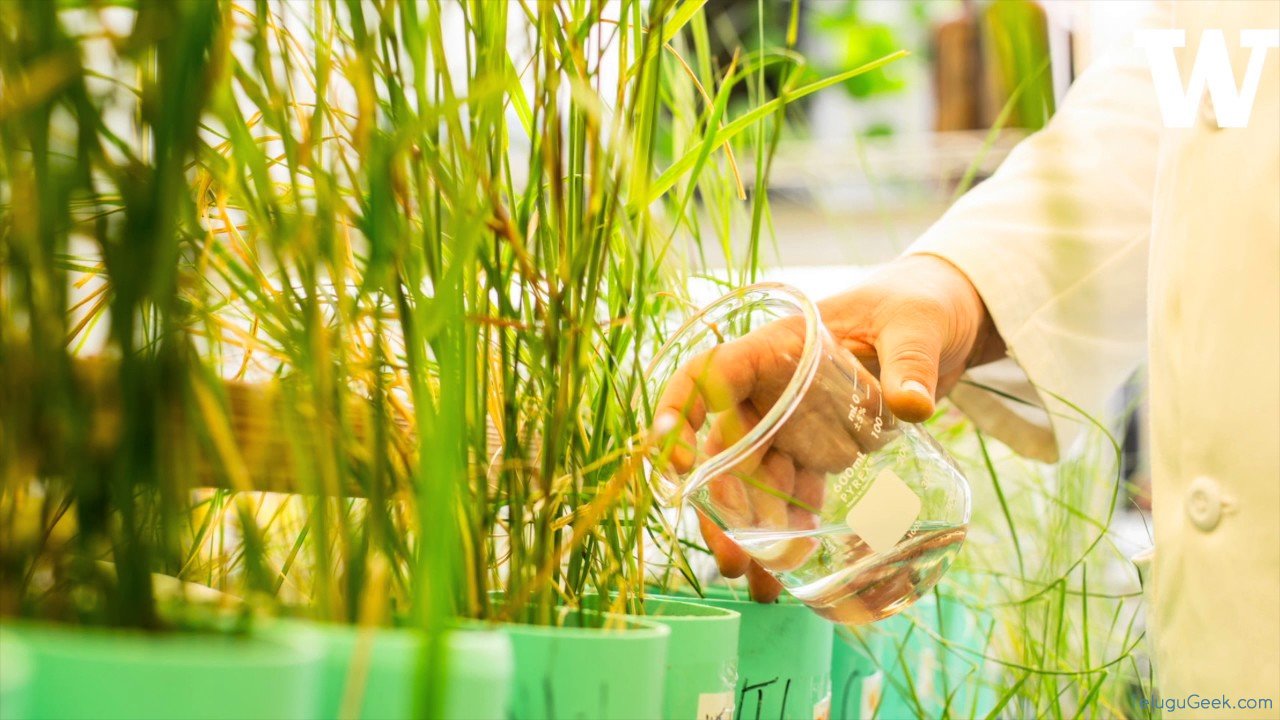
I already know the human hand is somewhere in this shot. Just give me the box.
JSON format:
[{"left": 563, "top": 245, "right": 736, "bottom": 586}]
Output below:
[{"left": 652, "top": 254, "right": 999, "bottom": 602}]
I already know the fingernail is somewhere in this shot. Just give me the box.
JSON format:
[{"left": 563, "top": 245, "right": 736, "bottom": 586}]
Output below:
[
  {"left": 901, "top": 379, "right": 931, "bottom": 398},
  {"left": 650, "top": 410, "right": 679, "bottom": 438}
]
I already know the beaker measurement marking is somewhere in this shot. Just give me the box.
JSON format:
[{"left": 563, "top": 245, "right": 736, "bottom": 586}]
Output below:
[
  {"left": 847, "top": 387, "right": 883, "bottom": 438},
  {"left": 847, "top": 404, "right": 867, "bottom": 431},
  {"left": 831, "top": 455, "right": 875, "bottom": 508}
]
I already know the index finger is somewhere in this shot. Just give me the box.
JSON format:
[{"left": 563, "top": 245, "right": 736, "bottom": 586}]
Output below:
[
  {"left": 651, "top": 316, "right": 808, "bottom": 467},
  {"left": 650, "top": 337, "right": 762, "bottom": 473}
]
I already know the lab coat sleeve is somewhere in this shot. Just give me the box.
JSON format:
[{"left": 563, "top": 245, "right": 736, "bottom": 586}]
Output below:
[{"left": 908, "top": 6, "right": 1167, "bottom": 463}]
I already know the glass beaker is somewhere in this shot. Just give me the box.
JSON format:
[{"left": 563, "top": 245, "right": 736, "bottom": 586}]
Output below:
[{"left": 643, "top": 283, "right": 971, "bottom": 625}]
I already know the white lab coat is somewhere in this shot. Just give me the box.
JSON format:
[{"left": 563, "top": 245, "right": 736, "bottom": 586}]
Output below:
[{"left": 910, "top": 1, "right": 1279, "bottom": 714}]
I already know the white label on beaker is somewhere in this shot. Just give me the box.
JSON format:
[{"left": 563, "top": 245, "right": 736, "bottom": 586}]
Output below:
[
  {"left": 696, "top": 691, "right": 733, "bottom": 720},
  {"left": 844, "top": 469, "right": 920, "bottom": 554}
]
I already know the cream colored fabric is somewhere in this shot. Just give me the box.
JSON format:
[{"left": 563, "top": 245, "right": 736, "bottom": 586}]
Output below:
[{"left": 909, "top": 1, "right": 1280, "bottom": 715}]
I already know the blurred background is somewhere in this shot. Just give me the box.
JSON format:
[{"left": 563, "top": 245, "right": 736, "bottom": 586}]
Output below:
[
  {"left": 699, "top": 0, "right": 1150, "bottom": 267},
  {"left": 686, "top": 0, "right": 1153, "bottom": 516}
]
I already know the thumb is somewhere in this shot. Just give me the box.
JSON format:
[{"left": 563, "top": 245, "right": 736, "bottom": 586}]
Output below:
[{"left": 874, "top": 315, "right": 943, "bottom": 423}]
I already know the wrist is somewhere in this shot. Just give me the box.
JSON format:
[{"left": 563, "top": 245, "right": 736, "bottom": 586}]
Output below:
[
  {"left": 968, "top": 304, "right": 1006, "bottom": 368},
  {"left": 945, "top": 259, "right": 1005, "bottom": 368},
  {"left": 903, "top": 253, "right": 1004, "bottom": 368}
]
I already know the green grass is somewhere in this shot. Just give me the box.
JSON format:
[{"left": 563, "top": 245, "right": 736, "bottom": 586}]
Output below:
[{"left": 1, "top": 0, "right": 905, "bottom": 628}]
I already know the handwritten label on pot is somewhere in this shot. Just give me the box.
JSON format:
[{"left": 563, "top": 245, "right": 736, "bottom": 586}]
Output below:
[
  {"left": 696, "top": 691, "right": 733, "bottom": 720},
  {"left": 917, "top": 647, "right": 938, "bottom": 702},
  {"left": 860, "top": 671, "right": 884, "bottom": 718},
  {"left": 844, "top": 469, "right": 920, "bottom": 554},
  {"left": 813, "top": 691, "right": 831, "bottom": 720}
]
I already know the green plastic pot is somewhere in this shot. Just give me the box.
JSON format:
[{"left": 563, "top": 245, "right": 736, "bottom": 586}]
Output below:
[
  {"left": 830, "top": 626, "right": 881, "bottom": 720},
  {"left": 935, "top": 591, "right": 994, "bottom": 719},
  {"left": 501, "top": 608, "right": 669, "bottom": 720},
  {"left": 873, "top": 594, "right": 941, "bottom": 719},
  {"left": 6, "top": 620, "right": 323, "bottom": 719},
  {"left": 585, "top": 596, "right": 740, "bottom": 720},
  {"left": 297, "top": 620, "right": 512, "bottom": 720},
  {"left": 443, "top": 627, "right": 515, "bottom": 719},
  {"left": 0, "top": 629, "right": 33, "bottom": 720},
  {"left": 672, "top": 585, "right": 833, "bottom": 720},
  {"left": 869, "top": 591, "right": 994, "bottom": 719}
]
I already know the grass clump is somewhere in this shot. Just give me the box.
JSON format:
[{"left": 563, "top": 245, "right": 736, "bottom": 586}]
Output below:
[{"left": 1, "top": 0, "right": 903, "bottom": 630}]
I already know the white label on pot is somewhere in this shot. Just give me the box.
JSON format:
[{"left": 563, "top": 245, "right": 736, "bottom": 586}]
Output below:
[
  {"left": 917, "top": 647, "right": 937, "bottom": 703},
  {"left": 696, "top": 691, "right": 733, "bottom": 720},
  {"left": 813, "top": 691, "right": 831, "bottom": 720},
  {"left": 845, "top": 469, "right": 920, "bottom": 554},
  {"left": 860, "top": 671, "right": 884, "bottom": 718}
]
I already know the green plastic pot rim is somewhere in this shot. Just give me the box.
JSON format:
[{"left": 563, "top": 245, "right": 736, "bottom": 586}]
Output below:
[
  {"left": 578, "top": 592, "right": 740, "bottom": 624},
  {"left": 3, "top": 618, "right": 259, "bottom": 641},
  {"left": 661, "top": 583, "right": 808, "bottom": 607},
  {"left": 0, "top": 629, "right": 32, "bottom": 690},
  {"left": 497, "top": 610, "right": 670, "bottom": 641},
  {"left": 640, "top": 596, "right": 741, "bottom": 624},
  {"left": 5, "top": 618, "right": 323, "bottom": 668},
  {"left": 278, "top": 605, "right": 627, "bottom": 644},
  {"left": 273, "top": 614, "right": 503, "bottom": 636},
  {"left": 484, "top": 591, "right": 670, "bottom": 637}
]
